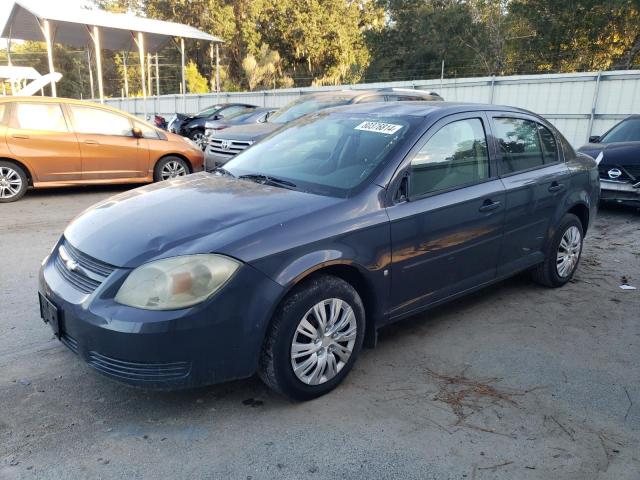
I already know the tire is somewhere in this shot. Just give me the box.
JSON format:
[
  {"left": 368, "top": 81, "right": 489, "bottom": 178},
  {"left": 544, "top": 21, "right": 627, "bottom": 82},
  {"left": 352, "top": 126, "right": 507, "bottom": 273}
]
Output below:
[
  {"left": 0, "top": 161, "right": 28, "bottom": 203},
  {"left": 532, "top": 213, "right": 584, "bottom": 287},
  {"left": 188, "top": 129, "right": 206, "bottom": 149},
  {"left": 153, "top": 156, "right": 190, "bottom": 182},
  {"left": 258, "top": 274, "right": 365, "bottom": 401}
]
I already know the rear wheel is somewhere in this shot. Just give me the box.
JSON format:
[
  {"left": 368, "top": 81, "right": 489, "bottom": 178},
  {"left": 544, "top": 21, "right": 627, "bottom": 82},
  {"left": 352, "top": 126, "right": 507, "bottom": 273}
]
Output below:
[
  {"left": 0, "top": 161, "right": 28, "bottom": 203},
  {"left": 258, "top": 274, "right": 365, "bottom": 400},
  {"left": 153, "top": 156, "right": 190, "bottom": 182},
  {"left": 532, "top": 213, "right": 583, "bottom": 287}
]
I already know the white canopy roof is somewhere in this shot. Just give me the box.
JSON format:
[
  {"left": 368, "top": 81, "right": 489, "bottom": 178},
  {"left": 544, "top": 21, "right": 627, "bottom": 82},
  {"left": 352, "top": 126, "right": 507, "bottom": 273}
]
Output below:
[
  {"left": 0, "top": 65, "right": 40, "bottom": 80},
  {"left": 1, "top": 0, "right": 223, "bottom": 52}
]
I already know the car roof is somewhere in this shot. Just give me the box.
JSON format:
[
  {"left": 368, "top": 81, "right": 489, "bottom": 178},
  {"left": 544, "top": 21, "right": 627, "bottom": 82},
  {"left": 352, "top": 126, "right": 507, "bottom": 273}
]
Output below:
[
  {"left": 0, "top": 95, "right": 144, "bottom": 119},
  {"left": 301, "top": 89, "right": 441, "bottom": 101},
  {"left": 323, "top": 100, "right": 538, "bottom": 118}
]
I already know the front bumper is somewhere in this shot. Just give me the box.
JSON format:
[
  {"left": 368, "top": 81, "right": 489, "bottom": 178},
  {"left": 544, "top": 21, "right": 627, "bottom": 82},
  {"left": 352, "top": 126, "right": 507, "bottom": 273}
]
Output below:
[
  {"left": 38, "top": 244, "right": 284, "bottom": 389},
  {"left": 204, "top": 145, "right": 234, "bottom": 171},
  {"left": 600, "top": 179, "right": 640, "bottom": 205}
]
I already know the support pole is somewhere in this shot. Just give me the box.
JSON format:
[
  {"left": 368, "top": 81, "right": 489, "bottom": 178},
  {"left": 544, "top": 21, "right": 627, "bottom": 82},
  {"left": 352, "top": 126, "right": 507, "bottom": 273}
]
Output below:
[
  {"left": 216, "top": 42, "right": 220, "bottom": 102},
  {"left": 181, "top": 38, "right": 186, "bottom": 112},
  {"left": 155, "top": 53, "right": 160, "bottom": 114},
  {"left": 123, "top": 51, "right": 129, "bottom": 97},
  {"left": 147, "top": 52, "right": 152, "bottom": 97},
  {"left": 587, "top": 70, "right": 602, "bottom": 141},
  {"left": 87, "top": 49, "right": 95, "bottom": 99},
  {"left": 88, "top": 26, "right": 104, "bottom": 103},
  {"left": 42, "top": 20, "right": 57, "bottom": 97},
  {"left": 440, "top": 59, "right": 444, "bottom": 93},
  {"left": 136, "top": 32, "right": 147, "bottom": 116},
  {"left": 155, "top": 53, "right": 160, "bottom": 96}
]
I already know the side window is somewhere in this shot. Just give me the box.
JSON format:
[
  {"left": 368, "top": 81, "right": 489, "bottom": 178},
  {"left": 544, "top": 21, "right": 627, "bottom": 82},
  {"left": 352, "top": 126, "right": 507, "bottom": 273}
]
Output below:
[
  {"left": 69, "top": 106, "right": 132, "bottom": 136},
  {"left": 409, "top": 118, "right": 489, "bottom": 197},
  {"left": 538, "top": 124, "right": 559, "bottom": 164},
  {"left": 217, "top": 105, "right": 250, "bottom": 118},
  {"left": 493, "top": 117, "right": 546, "bottom": 174},
  {"left": 135, "top": 121, "right": 159, "bottom": 139},
  {"left": 14, "top": 103, "right": 68, "bottom": 132}
]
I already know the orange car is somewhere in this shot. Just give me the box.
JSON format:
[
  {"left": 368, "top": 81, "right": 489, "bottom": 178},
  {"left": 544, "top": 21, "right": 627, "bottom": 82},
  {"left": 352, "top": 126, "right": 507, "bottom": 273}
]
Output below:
[{"left": 0, "top": 96, "right": 204, "bottom": 202}]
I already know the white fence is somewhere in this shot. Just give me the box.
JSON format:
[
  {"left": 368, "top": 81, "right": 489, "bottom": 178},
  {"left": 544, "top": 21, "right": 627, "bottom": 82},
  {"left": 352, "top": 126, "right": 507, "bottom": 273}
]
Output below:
[{"left": 103, "top": 70, "right": 640, "bottom": 147}]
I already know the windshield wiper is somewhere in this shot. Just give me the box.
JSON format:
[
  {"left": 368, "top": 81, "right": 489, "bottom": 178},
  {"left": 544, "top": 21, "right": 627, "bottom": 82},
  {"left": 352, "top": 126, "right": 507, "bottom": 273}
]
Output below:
[
  {"left": 239, "top": 174, "right": 298, "bottom": 190},
  {"left": 213, "top": 166, "right": 235, "bottom": 177}
]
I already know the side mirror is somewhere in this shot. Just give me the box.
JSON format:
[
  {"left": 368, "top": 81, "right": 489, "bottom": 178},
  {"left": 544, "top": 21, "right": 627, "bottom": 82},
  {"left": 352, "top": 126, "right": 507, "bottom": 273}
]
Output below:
[
  {"left": 212, "top": 114, "right": 223, "bottom": 120},
  {"left": 132, "top": 127, "right": 143, "bottom": 138},
  {"left": 588, "top": 135, "right": 600, "bottom": 143}
]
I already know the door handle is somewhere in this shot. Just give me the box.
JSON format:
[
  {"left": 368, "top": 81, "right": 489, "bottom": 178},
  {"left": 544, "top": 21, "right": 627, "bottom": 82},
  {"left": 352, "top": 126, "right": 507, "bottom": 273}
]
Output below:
[
  {"left": 11, "top": 134, "right": 29, "bottom": 139},
  {"left": 479, "top": 199, "right": 502, "bottom": 212},
  {"left": 548, "top": 182, "right": 565, "bottom": 193},
  {"left": 83, "top": 139, "right": 99, "bottom": 145}
]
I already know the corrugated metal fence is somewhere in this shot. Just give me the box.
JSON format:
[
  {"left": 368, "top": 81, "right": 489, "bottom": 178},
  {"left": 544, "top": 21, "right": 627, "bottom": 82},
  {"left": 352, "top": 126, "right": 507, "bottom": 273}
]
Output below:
[{"left": 103, "top": 70, "right": 640, "bottom": 147}]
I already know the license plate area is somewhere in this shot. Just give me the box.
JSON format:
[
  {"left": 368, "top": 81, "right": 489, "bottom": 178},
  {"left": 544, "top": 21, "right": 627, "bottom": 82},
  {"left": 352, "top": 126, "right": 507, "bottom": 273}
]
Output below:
[{"left": 39, "top": 293, "right": 61, "bottom": 338}]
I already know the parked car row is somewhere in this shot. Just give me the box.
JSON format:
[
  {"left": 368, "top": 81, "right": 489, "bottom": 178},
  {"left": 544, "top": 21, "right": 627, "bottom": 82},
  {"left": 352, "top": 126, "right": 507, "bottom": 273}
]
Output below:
[
  {"left": 0, "top": 96, "right": 204, "bottom": 202},
  {"left": 38, "top": 99, "right": 600, "bottom": 400},
  {"left": 203, "top": 88, "right": 445, "bottom": 169}
]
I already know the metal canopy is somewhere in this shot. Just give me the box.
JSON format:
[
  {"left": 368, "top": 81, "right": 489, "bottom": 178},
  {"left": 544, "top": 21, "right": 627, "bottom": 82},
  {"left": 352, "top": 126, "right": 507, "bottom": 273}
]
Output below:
[
  {"left": 1, "top": 1, "right": 222, "bottom": 52},
  {"left": 1, "top": 1, "right": 223, "bottom": 109}
]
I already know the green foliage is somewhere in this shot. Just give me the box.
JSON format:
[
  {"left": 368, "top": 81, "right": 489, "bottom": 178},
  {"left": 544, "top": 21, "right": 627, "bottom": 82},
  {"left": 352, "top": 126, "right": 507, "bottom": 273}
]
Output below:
[
  {"left": 185, "top": 60, "right": 210, "bottom": 93},
  {"left": 6, "top": 0, "right": 640, "bottom": 99}
]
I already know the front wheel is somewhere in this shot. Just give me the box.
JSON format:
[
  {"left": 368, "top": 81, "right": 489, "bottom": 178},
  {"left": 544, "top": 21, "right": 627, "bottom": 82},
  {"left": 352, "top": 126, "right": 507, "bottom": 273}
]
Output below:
[
  {"left": 188, "top": 129, "right": 206, "bottom": 149},
  {"left": 0, "top": 161, "right": 28, "bottom": 203},
  {"left": 153, "top": 156, "right": 190, "bottom": 182},
  {"left": 258, "top": 274, "right": 365, "bottom": 400},
  {"left": 532, "top": 213, "right": 583, "bottom": 287}
]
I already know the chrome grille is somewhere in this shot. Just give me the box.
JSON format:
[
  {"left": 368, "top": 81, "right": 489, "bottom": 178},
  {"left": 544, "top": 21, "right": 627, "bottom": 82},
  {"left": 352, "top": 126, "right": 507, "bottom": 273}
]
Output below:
[
  {"left": 54, "top": 239, "right": 116, "bottom": 294},
  {"left": 207, "top": 138, "right": 253, "bottom": 157},
  {"left": 599, "top": 164, "right": 640, "bottom": 183}
]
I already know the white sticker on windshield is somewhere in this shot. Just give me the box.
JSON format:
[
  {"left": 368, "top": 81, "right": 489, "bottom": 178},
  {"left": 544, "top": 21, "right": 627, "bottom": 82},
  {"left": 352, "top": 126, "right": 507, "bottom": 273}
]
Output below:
[{"left": 354, "top": 121, "right": 403, "bottom": 135}]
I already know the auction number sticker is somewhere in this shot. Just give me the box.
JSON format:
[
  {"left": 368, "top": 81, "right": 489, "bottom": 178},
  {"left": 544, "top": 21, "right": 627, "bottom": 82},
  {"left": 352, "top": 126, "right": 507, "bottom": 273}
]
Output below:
[{"left": 355, "top": 121, "right": 403, "bottom": 135}]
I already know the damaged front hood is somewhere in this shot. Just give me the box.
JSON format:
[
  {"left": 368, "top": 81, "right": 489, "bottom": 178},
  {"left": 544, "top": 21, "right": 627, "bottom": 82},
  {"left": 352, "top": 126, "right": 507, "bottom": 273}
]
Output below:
[{"left": 64, "top": 173, "right": 339, "bottom": 268}]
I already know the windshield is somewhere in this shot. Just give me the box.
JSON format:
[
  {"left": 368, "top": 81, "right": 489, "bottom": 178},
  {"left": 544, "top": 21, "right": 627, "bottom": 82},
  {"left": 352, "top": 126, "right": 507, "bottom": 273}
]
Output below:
[
  {"left": 195, "top": 105, "right": 221, "bottom": 118},
  {"left": 268, "top": 95, "right": 353, "bottom": 124},
  {"left": 225, "top": 112, "right": 420, "bottom": 197},
  {"left": 600, "top": 118, "right": 640, "bottom": 143}
]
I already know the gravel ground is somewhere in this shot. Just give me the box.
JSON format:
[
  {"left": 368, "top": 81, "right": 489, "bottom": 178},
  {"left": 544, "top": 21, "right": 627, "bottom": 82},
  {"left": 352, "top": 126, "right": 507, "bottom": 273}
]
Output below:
[{"left": 1, "top": 185, "right": 639, "bottom": 480}]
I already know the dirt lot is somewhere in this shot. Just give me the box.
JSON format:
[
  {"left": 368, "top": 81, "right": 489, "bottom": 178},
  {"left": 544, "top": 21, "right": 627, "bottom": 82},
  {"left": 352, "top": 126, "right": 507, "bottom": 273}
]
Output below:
[{"left": 1, "top": 186, "right": 639, "bottom": 480}]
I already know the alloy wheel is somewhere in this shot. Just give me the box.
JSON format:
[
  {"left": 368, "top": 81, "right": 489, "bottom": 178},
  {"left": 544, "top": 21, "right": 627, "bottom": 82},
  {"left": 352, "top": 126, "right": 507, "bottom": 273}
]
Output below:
[
  {"left": 160, "top": 161, "right": 187, "bottom": 180},
  {"left": 191, "top": 132, "right": 205, "bottom": 148},
  {"left": 0, "top": 166, "right": 23, "bottom": 199},
  {"left": 290, "top": 298, "right": 357, "bottom": 386},
  {"left": 556, "top": 225, "right": 582, "bottom": 277}
]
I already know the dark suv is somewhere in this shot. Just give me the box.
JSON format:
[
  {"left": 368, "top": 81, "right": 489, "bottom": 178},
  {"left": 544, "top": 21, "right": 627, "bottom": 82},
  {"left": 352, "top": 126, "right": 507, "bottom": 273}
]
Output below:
[
  {"left": 39, "top": 102, "right": 598, "bottom": 400},
  {"left": 203, "top": 88, "right": 443, "bottom": 169},
  {"left": 578, "top": 115, "right": 640, "bottom": 206}
]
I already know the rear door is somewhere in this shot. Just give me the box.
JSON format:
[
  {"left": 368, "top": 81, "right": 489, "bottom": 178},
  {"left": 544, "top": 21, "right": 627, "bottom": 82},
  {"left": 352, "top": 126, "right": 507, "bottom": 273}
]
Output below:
[
  {"left": 488, "top": 113, "right": 571, "bottom": 275},
  {"left": 6, "top": 102, "right": 82, "bottom": 182},
  {"left": 66, "top": 104, "right": 148, "bottom": 180},
  {"left": 387, "top": 113, "right": 506, "bottom": 318}
]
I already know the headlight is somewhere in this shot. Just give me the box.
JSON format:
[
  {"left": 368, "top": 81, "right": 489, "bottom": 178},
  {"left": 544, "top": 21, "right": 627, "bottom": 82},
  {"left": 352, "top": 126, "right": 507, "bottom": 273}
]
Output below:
[{"left": 115, "top": 254, "right": 240, "bottom": 310}]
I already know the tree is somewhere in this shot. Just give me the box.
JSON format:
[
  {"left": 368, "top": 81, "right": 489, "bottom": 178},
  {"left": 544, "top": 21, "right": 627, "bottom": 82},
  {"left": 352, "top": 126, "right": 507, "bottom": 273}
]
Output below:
[{"left": 185, "top": 60, "right": 209, "bottom": 93}]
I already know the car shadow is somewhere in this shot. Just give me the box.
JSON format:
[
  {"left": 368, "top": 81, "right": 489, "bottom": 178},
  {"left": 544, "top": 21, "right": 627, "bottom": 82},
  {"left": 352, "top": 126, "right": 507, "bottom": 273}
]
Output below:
[{"left": 25, "top": 184, "right": 143, "bottom": 199}]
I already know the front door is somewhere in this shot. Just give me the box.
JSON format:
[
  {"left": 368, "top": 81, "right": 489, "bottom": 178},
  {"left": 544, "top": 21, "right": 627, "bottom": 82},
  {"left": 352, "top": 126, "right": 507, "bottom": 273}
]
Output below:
[
  {"left": 6, "top": 102, "right": 82, "bottom": 182},
  {"left": 387, "top": 113, "right": 506, "bottom": 319},
  {"left": 66, "top": 104, "right": 148, "bottom": 180},
  {"left": 488, "top": 114, "right": 572, "bottom": 275}
]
